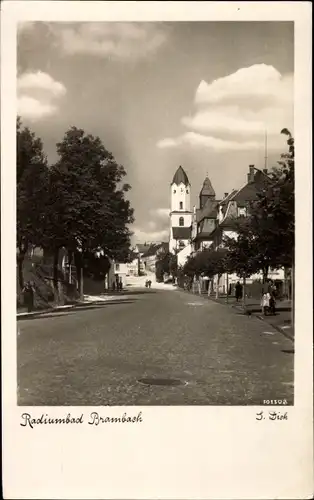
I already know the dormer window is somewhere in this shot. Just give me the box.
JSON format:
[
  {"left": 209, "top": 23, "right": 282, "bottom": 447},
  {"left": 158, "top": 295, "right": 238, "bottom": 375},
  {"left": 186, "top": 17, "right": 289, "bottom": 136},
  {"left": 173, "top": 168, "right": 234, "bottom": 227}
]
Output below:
[
  {"left": 179, "top": 202, "right": 183, "bottom": 209},
  {"left": 186, "top": 189, "right": 189, "bottom": 194},
  {"left": 173, "top": 189, "right": 176, "bottom": 194},
  {"left": 238, "top": 207, "right": 247, "bottom": 218}
]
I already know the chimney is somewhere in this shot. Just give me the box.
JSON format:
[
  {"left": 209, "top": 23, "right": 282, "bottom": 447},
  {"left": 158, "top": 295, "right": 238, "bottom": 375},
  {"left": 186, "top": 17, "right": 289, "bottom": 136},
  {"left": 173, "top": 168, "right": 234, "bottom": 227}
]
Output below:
[
  {"left": 224, "top": 192, "right": 229, "bottom": 198},
  {"left": 247, "top": 165, "right": 255, "bottom": 184}
]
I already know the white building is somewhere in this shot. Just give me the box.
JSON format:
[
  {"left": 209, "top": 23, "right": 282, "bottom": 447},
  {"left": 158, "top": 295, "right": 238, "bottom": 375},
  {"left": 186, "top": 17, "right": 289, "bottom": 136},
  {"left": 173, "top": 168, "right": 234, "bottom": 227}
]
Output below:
[{"left": 169, "top": 166, "right": 192, "bottom": 255}]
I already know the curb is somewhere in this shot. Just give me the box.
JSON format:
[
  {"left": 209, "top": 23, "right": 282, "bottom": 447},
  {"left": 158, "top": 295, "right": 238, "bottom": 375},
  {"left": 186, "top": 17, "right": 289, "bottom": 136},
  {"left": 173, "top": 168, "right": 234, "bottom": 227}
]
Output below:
[
  {"left": 255, "top": 314, "right": 294, "bottom": 342},
  {"left": 17, "top": 304, "right": 76, "bottom": 320},
  {"left": 180, "top": 288, "right": 294, "bottom": 342},
  {"left": 17, "top": 298, "right": 131, "bottom": 320}
]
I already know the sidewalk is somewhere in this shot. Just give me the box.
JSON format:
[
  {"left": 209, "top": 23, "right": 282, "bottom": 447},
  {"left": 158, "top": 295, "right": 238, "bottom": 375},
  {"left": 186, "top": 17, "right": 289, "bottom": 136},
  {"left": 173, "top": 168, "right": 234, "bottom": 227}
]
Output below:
[
  {"left": 17, "top": 294, "right": 130, "bottom": 320},
  {"left": 187, "top": 290, "right": 294, "bottom": 341}
]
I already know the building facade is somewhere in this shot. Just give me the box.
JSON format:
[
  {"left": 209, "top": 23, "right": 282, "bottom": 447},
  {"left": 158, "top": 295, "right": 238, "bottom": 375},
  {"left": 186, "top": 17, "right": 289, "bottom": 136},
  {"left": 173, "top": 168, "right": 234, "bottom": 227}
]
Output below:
[
  {"left": 169, "top": 166, "right": 192, "bottom": 254},
  {"left": 168, "top": 164, "right": 286, "bottom": 294}
]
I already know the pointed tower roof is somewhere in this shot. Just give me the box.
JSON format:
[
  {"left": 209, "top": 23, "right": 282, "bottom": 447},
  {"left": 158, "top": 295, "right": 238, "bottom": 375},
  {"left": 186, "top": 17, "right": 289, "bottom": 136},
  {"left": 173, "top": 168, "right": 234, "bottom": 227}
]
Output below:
[
  {"left": 200, "top": 176, "right": 215, "bottom": 197},
  {"left": 171, "top": 166, "right": 190, "bottom": 186}
]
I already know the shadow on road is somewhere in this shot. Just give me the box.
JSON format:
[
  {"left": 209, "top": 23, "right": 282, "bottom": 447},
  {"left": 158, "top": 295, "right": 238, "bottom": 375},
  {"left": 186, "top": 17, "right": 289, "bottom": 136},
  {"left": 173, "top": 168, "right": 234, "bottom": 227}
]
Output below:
[{"left": 18, "top": 299, "right": 137, "bottom": 320}]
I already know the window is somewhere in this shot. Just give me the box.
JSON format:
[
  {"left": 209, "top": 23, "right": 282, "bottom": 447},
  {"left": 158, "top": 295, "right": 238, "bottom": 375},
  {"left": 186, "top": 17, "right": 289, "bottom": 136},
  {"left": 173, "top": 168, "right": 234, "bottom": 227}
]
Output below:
[
  {"left": 186, "top": 189, "right": 189, "bottom": 194},
  {"left": 238, "top": 207, "right": 247, "bottom": 217},
  {"left": 179, "top": 201, "right": 183, "bottom": 209},
  {"left": 115, "top": 263, "right": 120, "bottom": 271},
  {"left": 173, "top": 189, "right": 176, "bottom": 194},
  {"left": 179, "top": 217, "right": 184, "bottom": 226}
]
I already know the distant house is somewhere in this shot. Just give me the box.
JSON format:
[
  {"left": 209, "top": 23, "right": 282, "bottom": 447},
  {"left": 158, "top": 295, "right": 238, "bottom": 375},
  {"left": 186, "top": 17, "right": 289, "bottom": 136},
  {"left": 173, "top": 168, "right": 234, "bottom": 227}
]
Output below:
[
  {"left": 209, "top": 165, "right": 285, "bottom": 292},
  {"left": 142, "top": 242, "right": 169, "bottom": 272},
  {"left": 125, "top": 250, "right": 140, "bottom": 277}
]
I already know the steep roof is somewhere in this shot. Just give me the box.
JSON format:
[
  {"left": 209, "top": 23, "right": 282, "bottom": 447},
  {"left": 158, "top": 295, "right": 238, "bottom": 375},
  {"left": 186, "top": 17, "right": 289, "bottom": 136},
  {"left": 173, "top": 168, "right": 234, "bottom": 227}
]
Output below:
[
  {"left": 195, "top": 218, "right": 217, "bottom": 240},
  {"left": 158, "top": 242, "right": 169, "bottom": 253},
  {"left": 172, "top": 227, "right": 191, "bottom": 240},
  {"left": 220, "top": 190, "right": 238, "bottom": 206},
  {"left": 198, "top": 199, "right": 219, "bottom": 222},
  {"left": 230, "top": 171, "right": 270, "bottom": 205},
  {"left": 141, "top": 241, "right": 169, "bottom": 258},
  {"left": 171, "top": 166, "right": 190, "bottom": 186},
  {"left": 135, "top": 244, "right": 151, "bottom": 254},
  {"left": 196, "top": 208, "right": 202, "bottom": 223},
  {"left": 200, "top": 176, "right": 215, "bottom": 197}
]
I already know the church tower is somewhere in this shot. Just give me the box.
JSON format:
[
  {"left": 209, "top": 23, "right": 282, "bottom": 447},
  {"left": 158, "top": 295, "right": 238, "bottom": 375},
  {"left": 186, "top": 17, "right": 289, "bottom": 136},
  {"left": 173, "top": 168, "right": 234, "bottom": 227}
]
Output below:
[
  {"left": 199, "top": 176, "right": 215, "bottom": 209},
  {"left": 169, "top": 166, "right": 192, "bottom": 254}
]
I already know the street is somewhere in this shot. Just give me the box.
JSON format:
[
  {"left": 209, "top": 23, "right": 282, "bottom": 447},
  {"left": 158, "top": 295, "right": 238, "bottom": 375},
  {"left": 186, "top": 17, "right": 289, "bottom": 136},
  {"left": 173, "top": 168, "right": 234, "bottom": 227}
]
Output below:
[{"left": 17, "top": 286, "right": 294, "bottom": 406}]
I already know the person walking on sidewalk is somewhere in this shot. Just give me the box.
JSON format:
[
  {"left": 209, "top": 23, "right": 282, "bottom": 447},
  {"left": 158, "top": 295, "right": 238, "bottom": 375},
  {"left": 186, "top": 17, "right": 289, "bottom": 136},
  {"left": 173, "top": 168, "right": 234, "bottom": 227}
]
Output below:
[
  {"left": 268, "top": 280, "right": 277, "bottom": 315},
  {"left": 23, "top": 281, "right": 35, "bottom": 312},
  {"left": 261, "top": 279, "right": 275, "bottom": 315},
  {"left": 119, "top": 277, "right": 123, "bottom": 291},
  {"left": 235, "top": 281, "right": 242, "bottom": 302}
]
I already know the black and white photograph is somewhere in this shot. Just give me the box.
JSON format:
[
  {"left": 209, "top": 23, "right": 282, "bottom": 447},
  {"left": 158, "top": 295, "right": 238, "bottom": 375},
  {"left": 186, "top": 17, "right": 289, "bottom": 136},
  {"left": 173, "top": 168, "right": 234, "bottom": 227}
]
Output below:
[
  {"left": 1, "top": 2, "right": 312, "bottom": 499},
  {"left": 16, "top": 20, "right": 296, "bottom": 406}
]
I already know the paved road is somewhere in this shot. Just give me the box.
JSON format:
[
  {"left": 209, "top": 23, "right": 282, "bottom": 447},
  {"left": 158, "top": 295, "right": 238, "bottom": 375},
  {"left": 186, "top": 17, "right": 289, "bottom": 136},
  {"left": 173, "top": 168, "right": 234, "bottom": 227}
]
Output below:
[{"left": 17, "top": 287, "right": 294, "bottom": 405}]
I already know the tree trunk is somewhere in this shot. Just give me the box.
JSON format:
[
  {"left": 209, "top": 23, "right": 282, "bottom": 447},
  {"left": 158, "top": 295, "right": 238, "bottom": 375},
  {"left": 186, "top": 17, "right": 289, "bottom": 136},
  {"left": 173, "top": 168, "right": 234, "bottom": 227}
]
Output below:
[
  {"left": 226, "top": 273, "right": 229, "bottom": 303},
  {"left": 53, "top": 248, "right": 59, "bottom": 305},
  {"left": 262, "top": 266, "right": 269, "bottom": 283},
  {"left": 242, "top": 277, "right": 246, "bottom": 307},
  {"left": 216, "top": 275, "right": 220, "bottom": 299},
  {"left": 208, "top": 278, "right": 212, "bottom": 296},
  {"left": 17, "top": 249, "right": 27, "bottom": 291},
  {"left": 79, "top": 266, "right": 84, "bottom": 301}
]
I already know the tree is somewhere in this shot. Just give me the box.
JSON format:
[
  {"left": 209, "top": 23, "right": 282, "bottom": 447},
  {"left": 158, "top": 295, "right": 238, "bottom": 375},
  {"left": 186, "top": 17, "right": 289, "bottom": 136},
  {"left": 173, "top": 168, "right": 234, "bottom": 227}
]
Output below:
[
  {"left": 43, "top": 127, "right": 134, "bottom": 302},
  {"left": 224, "top": 130, "right": 294, "bottom": 284},
  {"left": 182, "top": 248, "right": 227, "bottom": 296},
  {"left": 224, "top": 228, "right": 259, "bottom": 304},
  {"left": 155, "top": 251, "right": 173, "bottom": 282},
  {"left": 16, "top": 117, "right": 49, "bottom": 289}
]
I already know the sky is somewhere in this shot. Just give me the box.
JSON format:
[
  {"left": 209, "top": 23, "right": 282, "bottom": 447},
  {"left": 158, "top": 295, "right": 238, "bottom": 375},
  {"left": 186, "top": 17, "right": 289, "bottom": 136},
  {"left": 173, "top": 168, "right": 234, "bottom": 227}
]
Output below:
[{"left": 17, "top": 21, "right": 294, "bottom": 244}]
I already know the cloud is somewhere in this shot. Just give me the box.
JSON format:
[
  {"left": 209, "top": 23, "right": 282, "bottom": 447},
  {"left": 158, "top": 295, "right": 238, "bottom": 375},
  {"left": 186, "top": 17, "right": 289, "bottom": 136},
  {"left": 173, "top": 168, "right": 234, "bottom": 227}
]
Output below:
[
  {"left": 181, "top": 106, "right": 292, "bottom": 136},
  {"left": 17, "top": 96, "right": 57, "bottom": 120},
  {"left": 18, "top": 71, "right": 66, "bottom": 97},
  {"left": 150, "top": 208, "right": 169, "bottom": 219},
  {"left": 51, "top": 22, "right": 167, "bottom": 60},
  {"left": 17, "top": 71, "right": 66, "bottom": 121},
  {"left": 195, "top": 64, "right": 293, "bottom": 105},
  {"left": 132, "top": 227, "right": 169, "bottom": 244},
  {"left": 157, "top": 64, "right": 293, "bottom": 152},
  {"left": 157, "top": 132, "right": 261, "bottom": 151}
]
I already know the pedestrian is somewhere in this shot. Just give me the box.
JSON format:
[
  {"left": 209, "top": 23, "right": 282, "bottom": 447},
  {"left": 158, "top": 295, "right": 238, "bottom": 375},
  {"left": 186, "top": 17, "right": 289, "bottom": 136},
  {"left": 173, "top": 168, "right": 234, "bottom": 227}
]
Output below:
[
  {"left": 23, "top": 281, "right": 35, "bottom": 312},
  {"left": 235, "top": 281, "right": 242, "bottom": 302},
  {"left": 148, "top": 280, "right": 152, "bottom": 288},
  {"left": 119, "top": 277, "right": 123, "bottom": 291},
  {"left": 269, "top": 280, "right": 276, "bottom": 315},
  {"left": 261, "top": 279, "right": 272, "bottom": 315}
]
